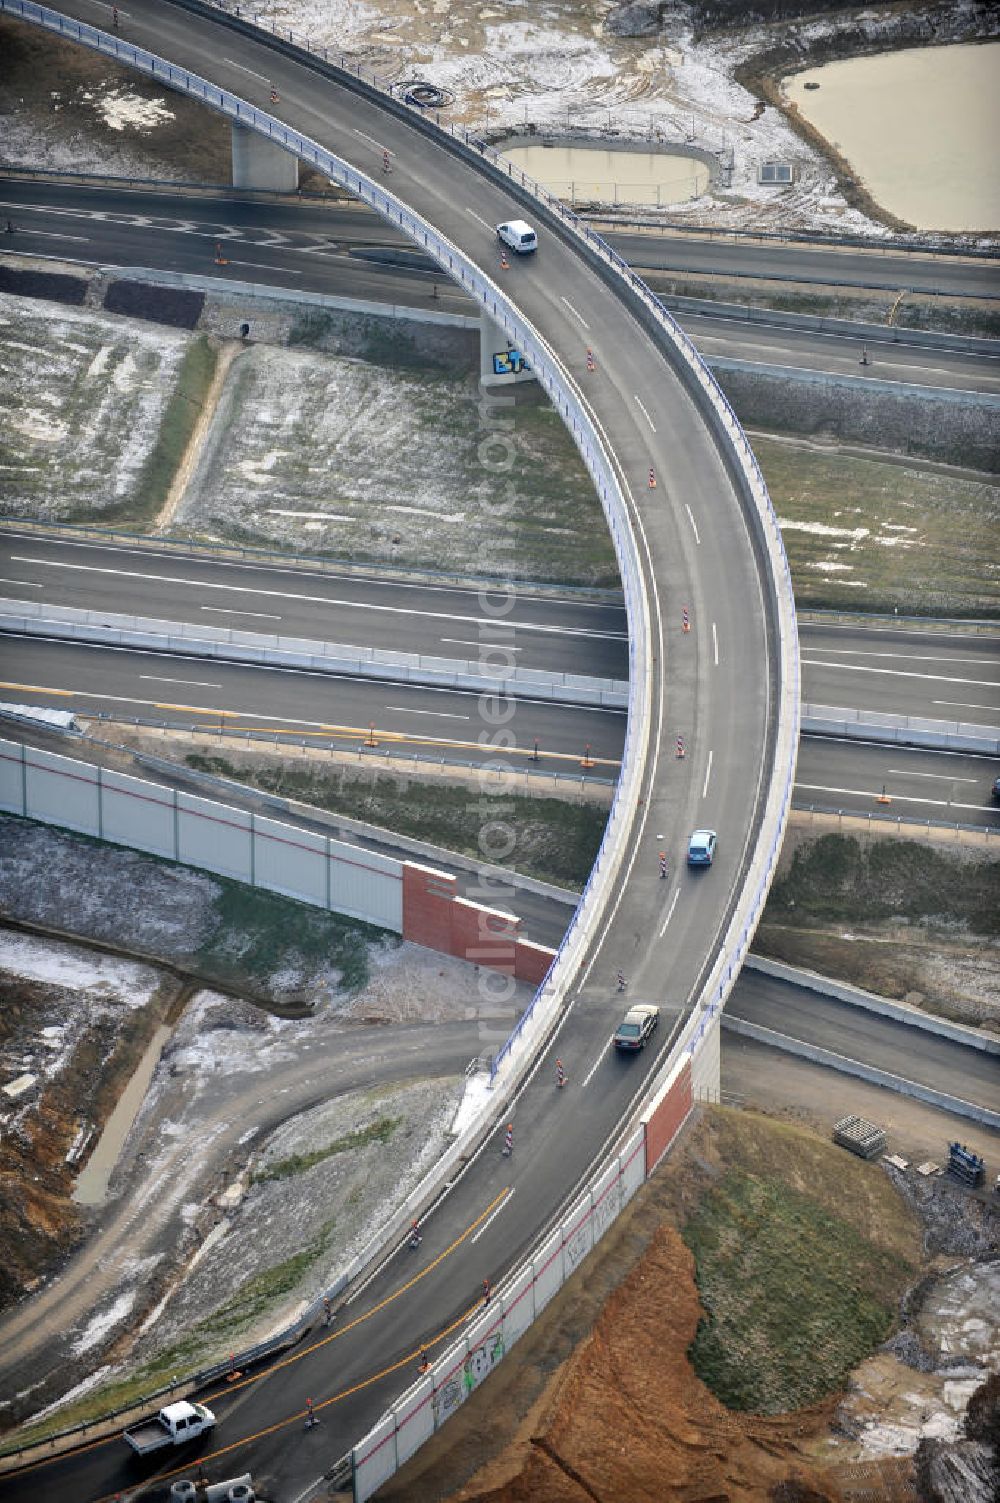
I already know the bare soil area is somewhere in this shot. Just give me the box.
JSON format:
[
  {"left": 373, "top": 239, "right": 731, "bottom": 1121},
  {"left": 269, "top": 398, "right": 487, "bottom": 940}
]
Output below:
[{"left": 379, "top": 1107, "right": 999, "bottom": 1503}]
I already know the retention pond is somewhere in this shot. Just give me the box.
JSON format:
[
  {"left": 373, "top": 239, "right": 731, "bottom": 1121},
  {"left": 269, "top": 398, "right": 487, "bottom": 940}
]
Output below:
[{"left": 783, "top": 41, "right": 1000, "bottom": 232}]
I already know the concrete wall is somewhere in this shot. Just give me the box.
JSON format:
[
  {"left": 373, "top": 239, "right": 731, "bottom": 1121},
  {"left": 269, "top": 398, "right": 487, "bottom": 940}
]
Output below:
[
  {"left": 400, "top": 863, "right": 556, "bottom": 984},
  {"left": 0, "top": 737, "right": 558, "bottom": 980}
]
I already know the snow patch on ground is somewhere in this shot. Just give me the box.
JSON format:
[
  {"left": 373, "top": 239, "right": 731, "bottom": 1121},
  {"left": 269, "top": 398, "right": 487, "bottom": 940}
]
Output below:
[
  {"left": 0, "top": 295, "right": 189, "bottom": 523},
  {"left": 0, "top": 931, "right": 163, "bottom": 1006},
  {"left": 72, "top": 1289, "right": 137, "bottom": 1355}
]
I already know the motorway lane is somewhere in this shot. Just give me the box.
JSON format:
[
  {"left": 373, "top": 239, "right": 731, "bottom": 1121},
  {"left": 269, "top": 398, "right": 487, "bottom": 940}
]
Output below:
[
  {"left": 2, "top": 531, "right": 997, "bottom": 723},
  {"left": 4, "top": 178, "right": 1000, "bottom": 301},
  {"left": 729, "top": 970, "right": 1000, "bottom": 1110},
  {"left": 0, "top": 532, "right": 631, "bottom": 682},
  {"left": 796, "top": 736, "right": 1000, "bottom": 828},
  {"left": 800, "top": 620, "right": 1000, "bottom": 723},
  {"left": 0, "top": 3, "right": 773, "bottom": 1496},
  {"left": 0, "top": 635, "right": 626, "bottom": 770},
  {"left": 4, "top": 183, "right": 1000, "bottom": 392},
  {"left": 1, "top": 634, "right": 997, "bottom": 826}
]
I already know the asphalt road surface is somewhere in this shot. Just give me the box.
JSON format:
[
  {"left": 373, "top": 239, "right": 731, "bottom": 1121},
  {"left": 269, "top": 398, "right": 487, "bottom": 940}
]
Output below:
[
  {"left": 2, "top": 633, "right": 998, "bottom": 831},
  {"left": 2, "top": 532, "right": 997, "bottom": 723},
  {"left": 728, "top": 969, "right": 1000, "bottom": 1111},
  {"left": 0, "top": 5, "right": 968, "bottom": 1499},
  {"left": 3, "top": 180, "right": 999, "bottom": 391},
  {"left": 5, "top": 177, "right": 1000, "bottom": 299}
]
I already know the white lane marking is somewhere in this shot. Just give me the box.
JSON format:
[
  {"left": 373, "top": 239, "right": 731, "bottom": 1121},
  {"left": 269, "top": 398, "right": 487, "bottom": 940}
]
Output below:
[
  {"left": 580, "top": 1042, "right": 612, "bottom": 1089},
  {"left": 933, "top": 699, "right": 1000, "bottom": 713},
  {"left": 224, "top": 57, "right": 270, "bottom": 84},
  {"left": 702, "top": 749, "right": 713, "bottom": 800},
  {"left": 10, "top": 555, "right": 624, "bottom": 640},
  {"left": 353, "top": 127, "right": 386, "bottom": 150},
  {"left": 19, "top": 230, "right": 89, "bottom": 242},
  {"left": 3, "top": 531, "right": 620, "bottom": 610},
  {"left": 802, "top": 621, "right": 1000, "bottom": 645},
  {"left": 385, "top": 706, "right": 471, "bottom": 720},
  {"left": 470, "top": 1187, "right": 513, "bottom": 1244},
  {"left": 560, "top": 296, "right": 590, "bottom": 331},
  {"left": 801, "top": 657, "right": 1000, "bottom": 689},
  {"left": 795, "top": 781, "right": 991, "bottom": 813},
  {"left": 658, "top": 889, "right": 680, "bottom": 938},
  {"left": 466, "top": 207, "right": 493, "bottom": 231},
  {"left": 800, "top": 646, "right": 997, "bottom": 666},
  {"left": 140, "top": 675, "right": 222, "bottom": 688},
  {"left": 441, "top": 638, "right": 522, "bottom": 651},
  {"left": 634, "top": 395, "right": 656, "bottom": 433},
  {"left": 201, "top": 606, "right": 282, "bottom": 620},
  {"left": 684, "top": 504, "right": 700, "bottom": 544},
  {"left": 712, "top": 621, "right": 718, "bottom": 666},
  {"left": 0, "top": 578, "right": 42, "bottom": 588},
  {"left": 217, "top": 257, "right": 302, "bottom": 276},
  {"left": 886, "top": 768, "right": 978, "bottom": 782}
]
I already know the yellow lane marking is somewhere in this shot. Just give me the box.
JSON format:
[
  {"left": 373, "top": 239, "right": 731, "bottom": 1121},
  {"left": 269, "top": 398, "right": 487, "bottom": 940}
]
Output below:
[
  {"left": 0, "top": 683, "right": 621, "bottom": 769},
  {"left": 13, "top": 1190, "right": 510, "bottom": 1494}
]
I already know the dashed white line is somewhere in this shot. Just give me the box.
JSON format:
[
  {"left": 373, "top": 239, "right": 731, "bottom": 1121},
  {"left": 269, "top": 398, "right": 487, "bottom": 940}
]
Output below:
[
  {"left": 684, "top": 504, "right": 700, "bottom": 544},
  {"left": 224, "top": 57, "right": 271, "bottom": 84},
  {"left": 10, "top": 554, "right": 622, "bottom": 640},
  {"left": 712, "top": 621, "right": 718, "bottom": 666},
  {"left": 353, "top": 127, "right": 386, "bottom": 150},
  {"left": 580, "top": 1042, "right": 611, "bottom": 1089},
  {"left": 802, "top": 657, "right": 1000, "bottom": 688},
  {"left": 466, "top": 207, "right": 493, "bottom": 231},
  {"left": 217, "top": 257, "right": 302, "bottom": 276},
  {"left": 657, "top": 889, "right": 680, "bottom": 938},
  {"left": 0, "top": 578, "right": 42, "bottom": 589},
  {"left": 702, "top": 749, "right": 713, "bottom": 799},
  {"left": 560, "top": 296, "right": 590, "bottom": 330},
  {"left": 933, "top": 699, "right": 1000, "bottom": 713},
  {"left": 385, "top": 706, "right": 471, "bottom": 720},
  {"left": 201, "top": 606, "right": 282, "bottom": 620},
  {"left": 139, "top": 675, "right": 222, "bottom": 688},
  {"left": 20, "top": 230, "right": 89, "bottom": 242},
  {"left": 795, "top": 781, "right": 990, "bottom": 813},
  {"left": 634, "top": 395, "right": 656, "bottom": 433},
  {"left": 470, "top": 1187, "right": 513, "bottom": 1244},
  {"left": 886, "top": 768, "right": 978, "bottom": 783},
  {"left": 441, "top": 638, "right": 522, "bottom": 651}
]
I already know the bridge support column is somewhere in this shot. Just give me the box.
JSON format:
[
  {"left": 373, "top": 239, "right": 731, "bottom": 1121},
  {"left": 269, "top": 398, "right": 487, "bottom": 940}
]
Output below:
[
  {"left": 690, "top": 1010, "right": 721, "bottom": 1103},
  {"left": 480, "top": 311, "right": 536, "bottom": 389},
  {"left": 231, "top": 124, "right": 299, "bottom": 193}
]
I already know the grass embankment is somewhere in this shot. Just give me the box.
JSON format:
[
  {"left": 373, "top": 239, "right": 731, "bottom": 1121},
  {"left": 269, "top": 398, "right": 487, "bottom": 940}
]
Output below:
[
  {"left": 195, "top": 870, "right": 380, "bottom": 998},
  {"left": 754, "top": 436, "right": 1000, "bottom": 617},
  {"left": 186, "top": 754, "right": 607, "bottom": 890},
  {"left": 121, "top": 335, "right": 218, "bottom": 526},
  {"left": 0, "top": 1225, "right": 338, "bottom": 1452},
  {"left": 756, "top": 832, "right": 1000, "bottom": 1024},
  {"left": 252, "top": 1116, "right": 400, "bottom": 1184},
  {"left": 681, "top": 1109, "right": 919, "bottom": 1413}
]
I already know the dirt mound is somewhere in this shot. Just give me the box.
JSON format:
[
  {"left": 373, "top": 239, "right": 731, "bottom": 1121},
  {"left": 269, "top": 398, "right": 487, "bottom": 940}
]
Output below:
[{"left": 441, "top": 1224, "right": 839, "bottom": 1503}]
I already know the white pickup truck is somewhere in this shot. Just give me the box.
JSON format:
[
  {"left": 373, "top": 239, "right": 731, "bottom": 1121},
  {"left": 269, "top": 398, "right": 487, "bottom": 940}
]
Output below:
[{"left": 124, "top": 1400, "right": 216, "bottom": 1456}]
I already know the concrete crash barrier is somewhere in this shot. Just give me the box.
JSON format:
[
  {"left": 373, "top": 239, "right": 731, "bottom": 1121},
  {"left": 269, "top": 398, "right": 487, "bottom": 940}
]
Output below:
[
  {"left": 722, "top": 1015, "right": 1000, "bottom": 1131},
  {"left": 0, "top": 600, "right": 629, "bottom": 709},
  {"left": 802, "top": 702, "right": 1000, "bottom": 756},
  {"left": 744, "top": 956, "right": 1000, "bottom": 1055}
]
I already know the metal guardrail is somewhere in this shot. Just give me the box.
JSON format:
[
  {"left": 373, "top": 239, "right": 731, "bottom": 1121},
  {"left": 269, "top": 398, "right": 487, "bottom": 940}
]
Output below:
[{"left": 0, "top": 0, "right": 799, "bottom": 1475}]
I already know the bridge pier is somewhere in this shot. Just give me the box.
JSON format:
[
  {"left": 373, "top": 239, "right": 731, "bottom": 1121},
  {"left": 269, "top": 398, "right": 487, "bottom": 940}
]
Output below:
[
  {"left": 479, "top": 311, "right": 536, "bottom": 389},
  {"left": 231, "top": 123, "right": 299, "bottom": 192}
]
